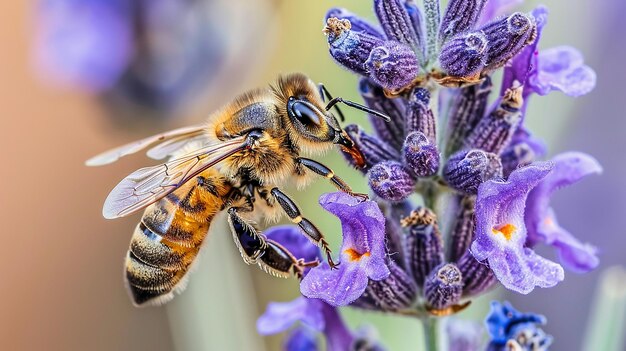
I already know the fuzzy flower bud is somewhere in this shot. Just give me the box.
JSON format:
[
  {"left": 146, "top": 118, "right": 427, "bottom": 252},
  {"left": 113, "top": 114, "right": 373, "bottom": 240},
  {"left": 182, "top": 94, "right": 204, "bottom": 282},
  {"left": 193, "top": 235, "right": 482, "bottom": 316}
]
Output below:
[
  {"left": 424, "top": 263, "right": 463, "bottom": 310},
  {"left": 355, "top": 260, "right": 418, "bottom": 312},
  {"left": 402, "top": 131, "right": 440, "bottom": 177},
  {"left": 439, "top": 0, "right": 489, "bottom": 43},
  {"left": 325, "top": 17, "right": 384, "bottom": 76},
  {"left": 359, "top": 78, "right": 407, "bottom": 150},
  {"left": 457, "top": 252, "right": 497, "bottom": 297},
  {"left": 448, "top": 196, "right": 477, "bottom": 262},
  {"left": 368, "top": 161, "right": 416, "bottom": 201},
  {"left": 482, "top": 12, "right": 538, "bottom": 73},
  {"left": 446, "top": 76, "right": 493, "bottom": 155},
  {"left": 406, "top": 88, "right": 436, "bottom": 142},
  {"left": 365, "top": 41, "right": 420, "bottom": 90},
  {"left": 444, "top": 149, "right": 503, "bottom": 194},
  {"left": 402, "top": 207, "right": 443, "bottom": 288},
  {"left": 439, "top": 31, "right": 488, "bottom": 77},
  {"left": 465, "top": 86, "right": 524, "bottom": 154},
  {"left": 374, "top": 0, "right": 420, "bottom": 49}
]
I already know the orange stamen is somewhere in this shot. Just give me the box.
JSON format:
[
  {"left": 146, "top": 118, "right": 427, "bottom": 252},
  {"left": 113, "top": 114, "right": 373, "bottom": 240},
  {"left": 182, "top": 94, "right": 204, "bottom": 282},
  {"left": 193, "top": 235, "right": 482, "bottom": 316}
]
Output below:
[
  {"left": 344, "top": 248, "right": 371, "bottom": 262},
  {"left": 492, "top": 223, "right": 516, "bottom": 241}
]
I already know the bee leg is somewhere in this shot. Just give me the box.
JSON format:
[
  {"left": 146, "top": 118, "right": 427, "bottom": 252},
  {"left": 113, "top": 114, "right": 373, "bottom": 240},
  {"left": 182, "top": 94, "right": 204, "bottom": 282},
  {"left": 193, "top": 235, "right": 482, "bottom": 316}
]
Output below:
[
  {"left": 297, "top": 157, "right": 369, "bottom": 201},
  {"left": 270, "top": 187, "right": 339, "bottom": 269},
  {"left": 258, "top": 239, "right": 320, "bottom": 279},
  {"left": 227, "top": 207, "right": 267, "bottom": 264},
  {"left": 227, "top": 207, "right": 320, "bottom": 278}
]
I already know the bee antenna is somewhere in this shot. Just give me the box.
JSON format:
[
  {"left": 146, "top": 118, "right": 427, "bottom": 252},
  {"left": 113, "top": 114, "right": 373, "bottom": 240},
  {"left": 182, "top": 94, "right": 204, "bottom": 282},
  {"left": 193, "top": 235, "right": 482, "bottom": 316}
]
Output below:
[
  {"left": 318, "top": 83, "right": 345, "bottom": 122},
  {"left": 325, "top": 97, "right": 391, "bottom": 122}
]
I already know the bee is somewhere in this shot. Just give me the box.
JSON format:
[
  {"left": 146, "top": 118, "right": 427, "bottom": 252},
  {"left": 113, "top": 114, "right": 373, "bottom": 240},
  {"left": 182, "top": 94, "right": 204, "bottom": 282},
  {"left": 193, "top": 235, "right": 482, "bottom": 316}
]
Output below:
[{"left": 87, "top": 73, "right": 390, "bottom": 306}]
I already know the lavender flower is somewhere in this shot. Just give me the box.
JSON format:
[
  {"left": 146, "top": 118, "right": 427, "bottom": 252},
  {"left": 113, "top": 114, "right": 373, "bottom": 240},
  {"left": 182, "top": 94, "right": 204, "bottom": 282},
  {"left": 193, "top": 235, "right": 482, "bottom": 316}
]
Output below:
[
  {"left": 503, "top": 7, "right": 597, "bottom": 98},
  {"left": 259, "top": 0, "right": 602, "bottom": 348},
  {"left": 472, "top": 162, "right": 565, "bottom": 294},
  {"left": 300, "top": 192, "right": 389, "bottom": 306}
]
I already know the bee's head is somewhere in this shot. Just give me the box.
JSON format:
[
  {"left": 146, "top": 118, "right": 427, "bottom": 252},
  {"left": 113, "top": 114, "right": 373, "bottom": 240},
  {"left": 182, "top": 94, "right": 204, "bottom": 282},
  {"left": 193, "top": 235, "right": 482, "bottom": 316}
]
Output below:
[{"left": 286, "top": 95, "right": 366, "bottom": 167}]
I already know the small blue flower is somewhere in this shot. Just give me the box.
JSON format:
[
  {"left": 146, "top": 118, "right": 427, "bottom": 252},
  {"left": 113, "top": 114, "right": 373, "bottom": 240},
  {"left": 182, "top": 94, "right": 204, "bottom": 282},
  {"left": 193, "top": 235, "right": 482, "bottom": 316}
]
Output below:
[{"left": 486, "top": 301, "right": 552, "bottom": 350}]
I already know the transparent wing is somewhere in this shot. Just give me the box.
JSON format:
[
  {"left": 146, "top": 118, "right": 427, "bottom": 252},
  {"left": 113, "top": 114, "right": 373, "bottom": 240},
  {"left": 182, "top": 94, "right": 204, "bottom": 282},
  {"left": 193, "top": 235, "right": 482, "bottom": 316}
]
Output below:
[
  {"left": 86, "top": 125, "right": 206, "bottom": 166},
  {"left": 146, "top": 133, "right": 209, "bottom": 160},
  {"left": 103, "top": 136, "right": 247, "bottom": 219}
]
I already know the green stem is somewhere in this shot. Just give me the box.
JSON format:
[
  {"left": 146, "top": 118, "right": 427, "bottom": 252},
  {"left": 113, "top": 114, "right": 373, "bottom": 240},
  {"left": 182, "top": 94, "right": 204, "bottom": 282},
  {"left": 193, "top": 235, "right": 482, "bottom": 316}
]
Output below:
[{"left": 422, "top": 317, "right": 440, "bottom": 351}]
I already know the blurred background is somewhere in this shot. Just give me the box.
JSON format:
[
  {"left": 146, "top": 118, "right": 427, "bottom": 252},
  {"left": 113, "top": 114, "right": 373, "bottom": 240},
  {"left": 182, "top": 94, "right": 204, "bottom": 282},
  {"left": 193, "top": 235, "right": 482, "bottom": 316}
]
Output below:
[{"left": 0, "top": 0, "right": 624, "bottom": 350}]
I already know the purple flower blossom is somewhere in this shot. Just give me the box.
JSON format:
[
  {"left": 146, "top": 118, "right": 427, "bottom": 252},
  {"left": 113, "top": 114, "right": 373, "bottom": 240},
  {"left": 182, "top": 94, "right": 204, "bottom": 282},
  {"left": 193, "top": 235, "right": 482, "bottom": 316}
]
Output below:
[
  {"left": 301, "top": 192, "right": 389, "bottom": 306},
  {"left": 257, "top": 297, "right": 352, "bottom": 351},
  {"left": 504, "top": 6, "right": 596, "bottom": 97},
  {"left": 486, "top": 301, "right": 552, "bottom": 351},
  {"left": 472, "top": 162, "right": 565, "bottom": 294},
  {"left": 525, "top": 152, "right": 602, "bottom": 272}
]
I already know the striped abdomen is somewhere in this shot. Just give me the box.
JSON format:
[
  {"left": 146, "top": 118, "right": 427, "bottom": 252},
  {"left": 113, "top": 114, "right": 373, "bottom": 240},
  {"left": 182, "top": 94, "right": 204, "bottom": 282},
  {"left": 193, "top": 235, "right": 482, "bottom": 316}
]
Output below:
[{"left": 125, "top": 170, "right": 232, "bottom": 306}]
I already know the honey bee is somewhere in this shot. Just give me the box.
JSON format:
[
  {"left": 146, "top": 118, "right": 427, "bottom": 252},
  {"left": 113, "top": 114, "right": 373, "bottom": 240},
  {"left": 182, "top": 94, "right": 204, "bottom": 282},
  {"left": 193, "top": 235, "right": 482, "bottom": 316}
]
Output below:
[{"left": 87, "top": 73, "right": 390, "bottom": 306}]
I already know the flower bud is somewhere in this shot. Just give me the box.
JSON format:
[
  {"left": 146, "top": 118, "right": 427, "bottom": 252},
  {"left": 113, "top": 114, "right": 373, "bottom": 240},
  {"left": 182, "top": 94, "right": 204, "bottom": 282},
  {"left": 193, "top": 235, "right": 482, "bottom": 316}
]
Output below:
[
  {"left": 424, "top": 263, "right": 463, "bottom": 310},
  {"left": 439, "top": 31, "right": 488, "bottom": 77},
  {"left": 344, "top": 124, "right": 400, "bottom": 171},
  {"left": 402, "top": 207, "right": 443, "bottom": 287},
  {"left": 359, "top": 78, "right": 407, "bottom": 150},
  {"left": 402, "top": 0, "right": 426, "bottom": 59},
  {"left": 444, "top": 149, "right": 503, "bottom": 194},
  {"left": 325, "top": 7, "right": 384, "bottom": 39},
  {"left": 402, "top": 132, "right": 440, "bottom": 177},
  {"left": 325, "top": 18, "right": 384, "bottom": 76},
  {"left": 445, "top": 76, "right": 493, "bottom": 155},
  {"left": 439, "top": 0, "right": 488, "bottom": 43},
  {"left": 374, "top": 0, "right": 421, "bottom": 50},
  {"left": 447, "top": 196, "right": 476, "bottom": 262},
  {"left": 355, "top": 260, "right": 418, "bottom": 312},
  {"left": 368, "top": 161, "right": 416, "bottom": 201},
  {"left": 465, "top": 86, "right": 524, "bottom": 154},
  {"left": 457, "top": 252, "right": 497, "bottom": 297},
  {"left": 482, "top": 12, "right": 537, "bottom": 73},
  {"left": 406, "top": 88, "right": 436, "bottom": 142},
  {"left": 365, "top": 41, "right": 419, "bottom": 90}
]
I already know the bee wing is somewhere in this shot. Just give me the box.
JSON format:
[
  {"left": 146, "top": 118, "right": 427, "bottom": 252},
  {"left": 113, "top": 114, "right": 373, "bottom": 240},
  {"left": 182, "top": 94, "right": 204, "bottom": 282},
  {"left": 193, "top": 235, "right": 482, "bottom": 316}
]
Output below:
[
  {"left": 146, "top": 132, "right": 209, "bottom": 160},
  {"left": 103, "top": 136, "right": 247, "bottom": 219},
  {"left": 85, "top": 125, "right": 206, "bottom": 166}
]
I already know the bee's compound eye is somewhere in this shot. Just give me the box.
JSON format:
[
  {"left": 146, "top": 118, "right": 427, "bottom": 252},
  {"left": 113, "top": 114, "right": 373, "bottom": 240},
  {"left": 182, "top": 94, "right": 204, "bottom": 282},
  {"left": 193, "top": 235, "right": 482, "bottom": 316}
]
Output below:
[{"left": 289, "top": 100, "right": 323, "bottom": 127}]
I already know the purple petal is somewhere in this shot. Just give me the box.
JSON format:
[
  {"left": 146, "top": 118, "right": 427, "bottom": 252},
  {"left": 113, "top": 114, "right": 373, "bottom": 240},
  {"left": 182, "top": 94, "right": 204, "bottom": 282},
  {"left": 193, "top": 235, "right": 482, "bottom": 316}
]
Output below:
[
  {"left": 265, "top": 225, "right": 321, "bottom": 263},
  {"left": 257, "top": 297, "right": 325, "bottom": 335},
  {"left": 530, "top": 46, "right": 597, "bottom": 97},
  {"left": 301, "top": 193, "right": 390, "bottom": 305},
  {"left": 484, "top": 245, "right": 564, "bottom": 294},
  {"left": 472, "top": 162, "right": 565, "bottom": 293},
  {"left": 539, "top": 209, "right": 599, "bottom": 273},
  {"left": 300, "top": 262, "right": 370, "bottom": 306}
]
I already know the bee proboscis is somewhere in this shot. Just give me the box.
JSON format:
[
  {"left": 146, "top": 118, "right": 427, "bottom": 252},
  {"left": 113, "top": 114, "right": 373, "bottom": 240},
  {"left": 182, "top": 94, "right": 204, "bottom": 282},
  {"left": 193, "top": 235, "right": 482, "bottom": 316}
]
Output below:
[{"left": 87, "top": 73, "right": 390, "bottom": 306}]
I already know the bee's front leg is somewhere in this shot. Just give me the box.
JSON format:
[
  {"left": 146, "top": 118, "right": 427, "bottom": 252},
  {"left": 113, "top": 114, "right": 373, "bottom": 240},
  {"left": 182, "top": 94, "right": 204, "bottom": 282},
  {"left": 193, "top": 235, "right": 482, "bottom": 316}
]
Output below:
[
  {"left": 297, "top": 157, "right": 368, "bottom": 201},
  {"left": 227, "top": 207, "right": 318, "bottom": 278},
  {"left": 270, "top": 187, "right": 339, "bottom": 269}
]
